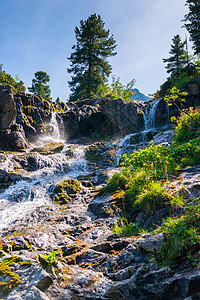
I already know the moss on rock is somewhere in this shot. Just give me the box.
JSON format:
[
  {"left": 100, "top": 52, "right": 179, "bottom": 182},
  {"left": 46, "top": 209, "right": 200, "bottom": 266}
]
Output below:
[
  {"left": 0, "top": 257, "right": 21, "bottom": 296},
  {"left": 52, "top": 178, "right": 82, "bottom": 205},
  {"left": 85, "top": 142, "right": 104, "bottom": 163},
  {"left": 32, "top": 142, "right": 64, "bottom": 155}
]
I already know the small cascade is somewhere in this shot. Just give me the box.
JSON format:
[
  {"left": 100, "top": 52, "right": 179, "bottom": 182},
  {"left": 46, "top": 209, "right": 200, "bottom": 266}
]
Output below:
[
  {"left": 143, "top": 98, "right": 162, "bottom": 130},
  {"left": 50, "top": 112, "right": 61, "bottom": 140},
  {"left": 117, "top": 98, "right": 169, "bottom": 162},
  {"left": 36, "top": 111, "right": 64, "bottom": 146}
]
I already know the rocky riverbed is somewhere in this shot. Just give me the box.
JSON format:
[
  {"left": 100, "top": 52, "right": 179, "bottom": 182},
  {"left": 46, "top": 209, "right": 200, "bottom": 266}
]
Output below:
[{"left": 0, "top": 138, "right": 200, "bottom": 300}]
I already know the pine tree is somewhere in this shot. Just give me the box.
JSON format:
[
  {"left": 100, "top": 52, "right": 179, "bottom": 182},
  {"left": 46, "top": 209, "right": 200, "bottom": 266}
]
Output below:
[
  {"left": 28, "top": 71, "right": 52, "bottom": 101},
  {"left": 163, "top": 35, "right": 187, "bottom": 75},
  {"left": 67, "top": 14, "right": 117, "bottom": 101},
  {"left": 184, "top": 0, "right": 200, "bottom": 55}
]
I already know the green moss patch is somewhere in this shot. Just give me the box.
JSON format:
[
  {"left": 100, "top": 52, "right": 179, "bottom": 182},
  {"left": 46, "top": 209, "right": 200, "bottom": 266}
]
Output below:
[
  {"left": 52, "top": 178, "right": 82, "bottom": 205},
  {"left": 0, "top": 256, "right": 32, "bottom": 296}
]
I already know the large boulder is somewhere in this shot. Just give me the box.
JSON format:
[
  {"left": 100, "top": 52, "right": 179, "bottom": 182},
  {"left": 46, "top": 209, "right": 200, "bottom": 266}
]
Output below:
[
  {"left": 78, "top": 104, "right": 108, "bottom": 136},
  {"left": 0, "top": 84, "right": 16, "bottom": 129},
  {"left": 99, "top": 98, "right": 142, "bottom": 134},
  {"left": 61, "top": 97, "right": 143, "bottom": 139}
]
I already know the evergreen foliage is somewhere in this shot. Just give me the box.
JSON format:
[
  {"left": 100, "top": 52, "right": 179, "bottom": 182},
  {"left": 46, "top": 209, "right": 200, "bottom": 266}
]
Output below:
[
  {"left": 67, "top": 14, "right": 117, "bottom": 101},
  {"left": 163, "top": 35, "right": 187, "bottom": 75},
  {"left": 184, "top": 0, "right": 200, "bottom": 55},
  {"left": 28, "top": 71, "right": 52, "bottom": 101}
]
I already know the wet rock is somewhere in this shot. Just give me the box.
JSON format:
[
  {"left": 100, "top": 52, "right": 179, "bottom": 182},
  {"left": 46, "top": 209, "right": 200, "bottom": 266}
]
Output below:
[
  {"left": 62, "top": 243, "right": 86, "bottom": 257},
  {"left": 92, "top": 240, "right": 129, "bottom": 254},
  {"left": 80, "top": 180, "right": 93, "bottom": 188},
  {"left": 25, "top": 286, "right": 51, "bottom": 300},
  {"left": 14, "top": 92, "right": 52, "bottom": 140},
  {"left": 78, "top": 104, "right": 108, "bottom": 137},
  {"left": 0, "top": 169, "right": 22, "bottom": 188},
  {"left": 85, "top": 142, "right": 116, "bottom": 166},
  {"left": 0, "top": 130, "right": 27, "bottom": 151},
  {"left": 135, "top": 206, "right": 172, "bottom": 230},
  {"left": 155, "top": 98, "right": 170, "bottom": 128},
  {"left": 99, "top": 97, "right": 141, "bottom": 135},
  {"left": 168, "top": 165, "right": 200, "bottom": 201},
  {"left": 14, "top": 154, "right": 39, "bottom": 171},
  {"left": 153, "top": 129, "right": 173, "bottom": 145},
  {"left": 60, "top": 111, "right": 79, "bottom": 139},
  {"left": 2, "top": 236, "right": 31, "bottom": 252}
]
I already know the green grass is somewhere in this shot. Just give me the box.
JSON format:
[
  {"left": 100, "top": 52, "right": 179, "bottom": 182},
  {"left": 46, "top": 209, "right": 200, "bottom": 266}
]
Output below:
[{"left": 133, "top": 182, "right": 174, "bottom": 214}]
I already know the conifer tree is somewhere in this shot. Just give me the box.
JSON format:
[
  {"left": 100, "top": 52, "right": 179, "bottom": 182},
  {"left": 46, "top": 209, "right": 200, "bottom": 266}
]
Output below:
[
  {"left": 28, "top": 71, "right": 52, "bottom": 101},
  {"left": 163, "top": 35, "right": 187, "bottom": 75},
  {"left": 184, "top": 0, "right": 200, "bottom": 55},
  {"left": 67, "top": 14, "right": 117, "bottom": 101}
]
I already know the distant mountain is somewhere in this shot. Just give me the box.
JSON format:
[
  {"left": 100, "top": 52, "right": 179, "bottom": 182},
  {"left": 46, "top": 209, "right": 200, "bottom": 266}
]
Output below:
[{"left": 131, "top": 88, "right": 151, "bottom": 102}]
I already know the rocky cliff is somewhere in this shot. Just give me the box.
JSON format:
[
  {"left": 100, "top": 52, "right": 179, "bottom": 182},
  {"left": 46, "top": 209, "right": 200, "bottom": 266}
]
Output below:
[{"left": 0, "top": 86, "right": 145, "bottom": 150}]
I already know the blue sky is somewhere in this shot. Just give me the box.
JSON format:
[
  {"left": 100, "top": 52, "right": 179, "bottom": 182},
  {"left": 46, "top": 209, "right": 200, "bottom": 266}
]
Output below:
[{"left": 0, "top": 0, "right": 189, "bottom": 101}]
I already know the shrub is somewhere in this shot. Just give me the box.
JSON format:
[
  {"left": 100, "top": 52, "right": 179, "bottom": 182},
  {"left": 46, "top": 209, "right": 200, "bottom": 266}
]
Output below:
[
  {"left": 126, "top": 170, "right": 149, "bottom": 202},
  {"left": 122, "top": 144, "right": 174, "bottom": 179},
  {"left": 113, "top": 216, "right": 143, "bottom": 237},
  {"left": 0, "top": 71, "right": 25, "bottom": 94},
  {"left": 172, "top": 108, "right": 200, "bottom": 144},
  {"left": 157, "top": 205, "right": 200, "bottom": 265}
]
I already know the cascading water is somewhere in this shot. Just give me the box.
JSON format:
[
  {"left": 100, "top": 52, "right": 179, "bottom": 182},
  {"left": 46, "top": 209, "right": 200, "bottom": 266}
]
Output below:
[
  {"left": 143, "top": 98, "right": 162, "bottom": 130},
  {"left": 0, "top": 115, "right": 90, "bottom": 235},
  {"left": 117, "top": 98, "right": 167, "bottom": 161},
  {"left": 36, "top": 111, "right": 64, "bottom": 146}
]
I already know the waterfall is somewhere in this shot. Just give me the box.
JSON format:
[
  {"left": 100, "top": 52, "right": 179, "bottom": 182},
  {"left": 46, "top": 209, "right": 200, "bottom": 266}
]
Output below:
[
  {"left": 143, "top": 98, "right": 162, "bottom": 130},
  {"left": 36, "top": 111, "right": 64, "bottom": 145},
  {"left": 50, "top": 112, "right": 61, "bottom": 141}
]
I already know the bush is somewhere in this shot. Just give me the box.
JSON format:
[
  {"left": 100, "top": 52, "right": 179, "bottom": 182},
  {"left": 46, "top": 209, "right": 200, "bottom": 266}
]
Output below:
[
  {"left": 100, "top": 172, "right": 128, "bottom": 194},
  {"left": 172, "top": 108, "right": 200, "bottom": 144},
  {"left": 126, "top": 170, "right": 149, "bottom": 202},
  {"left": 0, "top": 71, "right": 25, "bottom": 94},
  {"left": 122, "top": 144, "right": 174, "bottom": 180},
  {"left": 157, "top": 205, "right": 200, "bottom": 265},
  {"left": 39, "top": 250, "right": 59, "bottom": 268}
]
